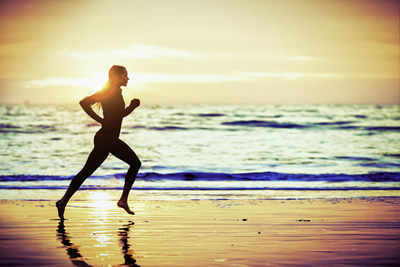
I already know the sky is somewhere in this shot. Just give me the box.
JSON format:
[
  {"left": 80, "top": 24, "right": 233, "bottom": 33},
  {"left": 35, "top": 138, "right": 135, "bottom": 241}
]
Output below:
[{"left": 0, "top": 0, "right": 399, "bottom": 105}]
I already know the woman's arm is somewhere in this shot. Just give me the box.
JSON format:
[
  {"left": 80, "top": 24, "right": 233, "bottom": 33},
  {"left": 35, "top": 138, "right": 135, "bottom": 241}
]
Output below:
[
  {"left": 79, "top": 94, "right": 104, "bottom": 124},
  {"left": 123, "top": 98, "right": 140, "bottom": 117}
]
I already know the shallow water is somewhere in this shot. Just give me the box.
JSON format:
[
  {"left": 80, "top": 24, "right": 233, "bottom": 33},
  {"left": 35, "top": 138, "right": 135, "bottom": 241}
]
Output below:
[{"left": 0, "top": 104, "right": 399, "bottom": 196}]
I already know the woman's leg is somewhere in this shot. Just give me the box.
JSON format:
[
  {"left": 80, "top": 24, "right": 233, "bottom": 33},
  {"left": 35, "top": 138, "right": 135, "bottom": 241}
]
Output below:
[
  {"left": 110, "top": 139, "right": 141, "bottom": 215},
  {"left": 56, "top": 134, "right": 115, "bottom": 219}
]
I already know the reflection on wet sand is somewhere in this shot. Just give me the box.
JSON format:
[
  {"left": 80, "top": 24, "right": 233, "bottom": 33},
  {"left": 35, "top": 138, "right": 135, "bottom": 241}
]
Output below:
[
  {"left": 119, "top": 221, "right": 140, "bottom": 267},
  {"left": 56, "top": 220, "right": 92, "bottom": 267},
  {"left": 56, "top": 220, "right": 139, "bottom": 267}
]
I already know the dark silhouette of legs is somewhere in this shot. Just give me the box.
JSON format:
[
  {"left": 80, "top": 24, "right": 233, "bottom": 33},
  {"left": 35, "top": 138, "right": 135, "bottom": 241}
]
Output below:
[
  {"left": 70, "top": 147, "right": 110, "bottom": 189},
  {"left": 57, "top": 133, "right": 140, "bottom": 219},
  {"left": 111, "top": 139, "right": 141, "bottom": 215},
  {"left": 57, "top": 134, "right": 114, "bottom": 219},
  {"left": 111, "top": 139, "right": 142, "bottom": 184}
]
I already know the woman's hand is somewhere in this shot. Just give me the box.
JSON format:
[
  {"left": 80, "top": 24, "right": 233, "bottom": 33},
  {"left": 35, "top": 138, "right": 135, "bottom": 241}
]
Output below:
[
  {"left": 123, "top": 98, "right": 141, "bottom": 117},
  {"left": 130, "top": 98, "right": 140, "bottom": 108}
]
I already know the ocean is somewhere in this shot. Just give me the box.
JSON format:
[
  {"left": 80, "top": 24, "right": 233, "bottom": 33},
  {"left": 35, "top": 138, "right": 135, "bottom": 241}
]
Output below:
[{"left": 1, "top": 104, "right": 399, "bottom": 200}]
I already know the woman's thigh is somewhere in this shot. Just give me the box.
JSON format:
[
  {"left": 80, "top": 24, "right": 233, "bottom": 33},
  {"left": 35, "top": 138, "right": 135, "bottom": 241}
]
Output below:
[
  {"left": 110, "top": 139, "right": 140, "bottom": 166},
  {"left": 80, "top": 133, "right": 117, "bottom": 173}
]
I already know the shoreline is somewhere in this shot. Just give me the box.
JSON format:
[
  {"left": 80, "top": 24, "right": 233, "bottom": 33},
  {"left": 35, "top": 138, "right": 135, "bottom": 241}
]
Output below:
[
  {"left": 1, "top": 195, "right": 399, "bottom": 266},
  {"left": 1, "top": 188, "right": 400, "bottom": 202}
]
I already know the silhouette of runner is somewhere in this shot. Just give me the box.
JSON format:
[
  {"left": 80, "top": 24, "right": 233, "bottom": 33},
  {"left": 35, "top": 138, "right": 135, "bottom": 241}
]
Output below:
[{"left": 56, "top": 65, "right": 141, "bottom": 220}]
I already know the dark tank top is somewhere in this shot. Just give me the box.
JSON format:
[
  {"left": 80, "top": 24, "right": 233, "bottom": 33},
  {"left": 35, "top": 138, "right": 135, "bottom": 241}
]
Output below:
[{"left": 98, "top": 88, "right": 125, "bottom": 137}]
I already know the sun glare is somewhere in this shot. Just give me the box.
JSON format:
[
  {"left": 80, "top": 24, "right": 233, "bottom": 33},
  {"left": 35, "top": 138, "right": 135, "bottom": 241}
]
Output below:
[{"left": 88, "top": 191, "right": 115, "bottom": 219}]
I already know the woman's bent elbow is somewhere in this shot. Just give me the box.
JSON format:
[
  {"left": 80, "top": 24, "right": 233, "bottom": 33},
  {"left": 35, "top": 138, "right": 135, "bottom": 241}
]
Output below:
[
  {"left": 79, "top": 99, "right": 87, "bottom": 107},
  {"left": 79, "top": 100, "right": 85, "bottom": 108},
  {"left": 79, "top": 99, "right": 92, "bottom": 110}
]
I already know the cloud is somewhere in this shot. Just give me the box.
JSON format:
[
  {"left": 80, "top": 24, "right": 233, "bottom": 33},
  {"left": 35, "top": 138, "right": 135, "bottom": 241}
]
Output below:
[
  {"left": 22, "top": 69, "right": 340, "bottom": 91},
  {"left": 240, "top": 72, "right": 339, "bottom": 80},
  {"left": 22, "top": 72, "right": 107, "bottom": 92},
  {"left": 58, "top": 44, "right": 194, "bottom": 60},
  {"left": 132, "top": 72, "right": 251, "bottom": 84},
  {"left": 286, "top": 56, "right": 318, "bottom": 61},
  {"left": 22, "top": 72, "right": 251, "bottom": 90},
  {"left": 23, "top": 77, "right": 88, "bottom": 88}
]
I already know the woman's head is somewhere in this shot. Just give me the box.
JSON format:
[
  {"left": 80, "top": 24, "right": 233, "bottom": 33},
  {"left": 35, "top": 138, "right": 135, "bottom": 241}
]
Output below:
[{"left": 108, "top": 65, "right": 129, "bottom": 87}]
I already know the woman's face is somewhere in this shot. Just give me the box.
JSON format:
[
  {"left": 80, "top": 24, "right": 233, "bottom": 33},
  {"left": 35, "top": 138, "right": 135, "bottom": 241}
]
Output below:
[{"left": 118, "top": 69, "right": 129, "bottom": 87}]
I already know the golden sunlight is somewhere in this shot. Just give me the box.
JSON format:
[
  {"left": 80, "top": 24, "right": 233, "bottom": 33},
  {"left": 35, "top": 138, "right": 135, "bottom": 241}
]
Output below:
[
  {"left": 0, "top": 0, "right": 398, "bottom": 104},
  {"left": 88, "top": 191, "right": 115, "bottom": 221}
]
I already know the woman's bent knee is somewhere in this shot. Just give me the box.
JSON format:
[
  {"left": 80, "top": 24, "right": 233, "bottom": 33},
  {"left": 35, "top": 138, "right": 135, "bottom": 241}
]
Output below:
[{"left": 128, "top": 156, "right": 141, "bottom": 169}]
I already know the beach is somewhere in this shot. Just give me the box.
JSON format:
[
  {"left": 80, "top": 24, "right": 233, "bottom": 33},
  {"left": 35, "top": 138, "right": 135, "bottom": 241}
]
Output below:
[
  {"left": 1, "top": 191, "right": 399, "bottom": 266},
  {"left": 1, "top": 104, "right": 399, "bottom": 266},
  {"left": 1, "top": 0, "right": 400, "bottom": 263}
]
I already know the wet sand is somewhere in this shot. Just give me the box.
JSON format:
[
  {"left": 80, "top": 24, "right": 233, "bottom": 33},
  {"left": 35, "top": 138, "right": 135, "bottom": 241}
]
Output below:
[{"left": 0, "top": 193, "right": 399, "bottom": 266}]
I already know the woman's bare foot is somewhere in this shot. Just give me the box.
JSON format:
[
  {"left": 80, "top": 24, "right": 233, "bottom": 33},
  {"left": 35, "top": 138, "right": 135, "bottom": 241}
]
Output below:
[
  {"left": 117, "top": 200, "right": 134, "bottom": 215},
  {"left": 56, "top": 201, "right": 66, "bottom": 220}
]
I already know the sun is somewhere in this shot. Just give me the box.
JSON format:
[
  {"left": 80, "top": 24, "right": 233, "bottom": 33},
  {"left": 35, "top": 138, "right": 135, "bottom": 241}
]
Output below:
[{"left": 80, "top": 72, "right": 108, "bottom": 93}]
